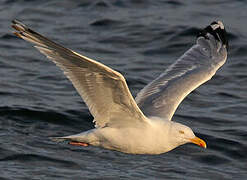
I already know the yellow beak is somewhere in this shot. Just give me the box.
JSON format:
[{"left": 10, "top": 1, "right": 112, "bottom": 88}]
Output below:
[{"left": 190, "top": 137, "right": 207, "bottom": 148}]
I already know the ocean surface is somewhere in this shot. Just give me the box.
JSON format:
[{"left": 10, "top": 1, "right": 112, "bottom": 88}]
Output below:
[{"left": 0, "top": 0, "right": 246, "bottom": 179}]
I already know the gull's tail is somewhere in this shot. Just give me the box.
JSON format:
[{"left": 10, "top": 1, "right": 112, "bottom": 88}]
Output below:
[
  {"left": 50, "top": 133, "right": 87, "bottom": 143},
  {"left": 50, "top": 130, "right": 97, "bottom": 144},
  {"left": 197, "top": 21, "right": 228, "bottom": 51},
  {"left": 50, "top": 137, "right": 70, "bottom": 143}
]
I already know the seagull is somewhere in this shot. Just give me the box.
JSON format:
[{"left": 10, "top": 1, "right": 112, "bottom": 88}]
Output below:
[{"left": 12, "top": 20, "right": 228, "bottom": 154}]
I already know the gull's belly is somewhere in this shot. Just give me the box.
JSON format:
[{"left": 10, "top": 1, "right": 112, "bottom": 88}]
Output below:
[{"left": 96, "top": 126, "right": 171, "bottom": 154}]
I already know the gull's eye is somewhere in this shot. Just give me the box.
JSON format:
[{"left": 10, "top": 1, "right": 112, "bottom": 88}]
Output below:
[{"left": 179, "top": 130, "right": 184, "bottom": 134}]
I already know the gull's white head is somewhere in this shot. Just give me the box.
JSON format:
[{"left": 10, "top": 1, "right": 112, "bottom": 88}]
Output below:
[{"left": 169, "top": 122, "right": 207, "bottom": 149}]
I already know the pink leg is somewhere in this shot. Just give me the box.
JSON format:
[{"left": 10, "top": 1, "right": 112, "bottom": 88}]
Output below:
[{"left": 69, "top": 141, "right": 89, "bottom": 147}]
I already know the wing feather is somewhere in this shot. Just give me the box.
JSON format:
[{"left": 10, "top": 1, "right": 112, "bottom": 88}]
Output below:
[
  {"left": 12, "top": 20, "right": 147, "bottom": 128},
  {"left": 136, "top": 21, "right": 228, "bottom": 120}
]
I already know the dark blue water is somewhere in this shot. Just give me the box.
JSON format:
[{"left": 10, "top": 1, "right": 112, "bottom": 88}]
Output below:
[{"left": 0, "top": 0, "right": 246, "bottom": 179}]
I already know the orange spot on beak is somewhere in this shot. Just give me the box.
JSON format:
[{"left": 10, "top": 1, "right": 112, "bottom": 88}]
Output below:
[{"left": 190, "top": 137, "right": 207, "bottom": 148}]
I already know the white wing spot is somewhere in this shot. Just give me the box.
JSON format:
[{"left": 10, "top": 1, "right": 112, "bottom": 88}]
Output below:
[
  {"left": 217, "top": 21, "right": 224, "bottom": 29},
  {"left": 211, "top": 24, "right": 220, "bottom": 30}
]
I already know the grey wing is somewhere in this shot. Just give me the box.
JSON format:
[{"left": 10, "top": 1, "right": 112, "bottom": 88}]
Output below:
[
  {"left": 135, "top": 21, "right": 228, "bottom": 120},
  {"left": 12, "top": 20, "right": 147, "bottom": 128}
]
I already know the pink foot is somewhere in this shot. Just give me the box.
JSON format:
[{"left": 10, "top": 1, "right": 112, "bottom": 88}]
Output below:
[{"left": 69, "top": 141, "right": 89, "bottom": 147}]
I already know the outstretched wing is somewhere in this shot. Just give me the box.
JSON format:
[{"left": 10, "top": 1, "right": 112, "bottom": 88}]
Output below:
[
  {"left": 135, "top": 21, "right": 228, "bottom": 120},
  {"left": 12, "top": 20, "right": 147, "bottom": 128}
]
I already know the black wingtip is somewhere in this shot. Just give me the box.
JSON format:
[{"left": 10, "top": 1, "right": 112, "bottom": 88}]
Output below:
[
  {"left": 12, "top": 19, "right": 23, "bottom": 26},
  {"left": 197, "top": 21, "right": 228, "bottom": 51},
  {"left": 12, "top": 19, "right": 18, "bottom": 24}
]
